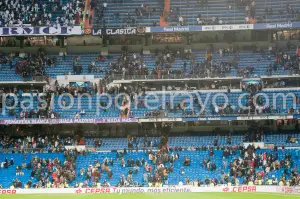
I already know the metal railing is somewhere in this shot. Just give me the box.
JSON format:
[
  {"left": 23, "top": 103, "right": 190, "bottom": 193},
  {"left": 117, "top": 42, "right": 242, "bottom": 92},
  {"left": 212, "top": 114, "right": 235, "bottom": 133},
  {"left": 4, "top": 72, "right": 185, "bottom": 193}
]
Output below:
[
  {"left": 0, "top": 147, "right": 66, "bottom": 154},
  {"left": 110, "top": 73, "right": 243, "bottom": 81},
  {"left": 32, "top": 76, "right": 48, "bottom": 82},
  {"left": 135, "top": 112, "right": 293, "bottom": 119}
]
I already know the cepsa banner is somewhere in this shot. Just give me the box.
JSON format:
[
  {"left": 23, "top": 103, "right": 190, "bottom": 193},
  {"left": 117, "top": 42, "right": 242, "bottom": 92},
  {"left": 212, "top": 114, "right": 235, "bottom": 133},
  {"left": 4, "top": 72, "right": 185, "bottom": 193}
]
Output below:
[
  {"left": 0, "top": 186, "right": 284, "bottom": 195},
  {"left": 222, "top": 186, "right": 258, "bottom": 192}
]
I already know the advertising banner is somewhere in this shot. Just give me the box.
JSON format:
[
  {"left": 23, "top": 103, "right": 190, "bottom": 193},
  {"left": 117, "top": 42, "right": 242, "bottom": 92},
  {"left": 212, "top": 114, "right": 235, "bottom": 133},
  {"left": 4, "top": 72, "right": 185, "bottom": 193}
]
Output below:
[
  {"left": 93, "top": 28, "right": 141, "bottom": 35},
  {"left": 243, "top": 142, "right": 265, "bottom": 149},
  {"left": 0, "top": 118, "right": 137, "bottom": 125},
  {"left": 0, "top": 185, "right": 285, "bottom": 195},
  {"left": 64, "top": 145, "right": 86, "bottom": 151},
  {"left": 145, "top": 26, "right": 201, "bottom": 33},
  {"left": 254, "top": 22, "right": 300, "bottom": 30},
  {"left": 145, "top": 22, "right": 300, "bottom": 33},
  {"left": 0, "top": 26, "right": 82, "bottom": 36},
  {"left": 202, "top": 24, "right": 253, "bottom": 31},
  {"left": 278, "top": 186, "right": 300, "bottom": 194},
  {"left": 56, "top": 75, "right": 95, "bottom": 82},
  {"left": 237, "top": 115, "right": 292, "bottom": 120},
  {"left": 138, "top": 117, "right": 182, "bottom": 123},
  {"left": 0, "top": 114, "right": 295, "bottom": 125},
  {"left": 182, "top": 116, "right": 237, "bottom": 121}
]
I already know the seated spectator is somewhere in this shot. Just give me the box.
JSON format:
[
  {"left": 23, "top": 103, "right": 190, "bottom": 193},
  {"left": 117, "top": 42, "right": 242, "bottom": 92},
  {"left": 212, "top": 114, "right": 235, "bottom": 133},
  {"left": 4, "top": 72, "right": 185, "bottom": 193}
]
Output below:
[
  {"left": 80, "top": 109, "right": 86, "bottom": 115},
  {"left": 183, "top": 157, "right": 191, "bottom": 166}
]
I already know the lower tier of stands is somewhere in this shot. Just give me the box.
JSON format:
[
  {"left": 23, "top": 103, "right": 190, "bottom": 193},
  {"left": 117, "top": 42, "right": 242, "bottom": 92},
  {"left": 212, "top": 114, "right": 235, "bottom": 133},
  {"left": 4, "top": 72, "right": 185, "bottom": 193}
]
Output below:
[{"left": 0, "top": 147, "right": 299, "bottom": 188}]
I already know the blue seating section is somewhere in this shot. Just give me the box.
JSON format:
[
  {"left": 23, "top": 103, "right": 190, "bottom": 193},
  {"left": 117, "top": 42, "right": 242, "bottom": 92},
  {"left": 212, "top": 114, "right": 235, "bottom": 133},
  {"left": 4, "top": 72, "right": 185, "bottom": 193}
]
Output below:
[
  {"left": 86, "top": 134, "right": 300, "bottom": 151},
  {"left": 0, "top": 57, "right": 25, "bottom": 81},
  {"left": 0, "top": 49, "right": 296, "bottom": 81},
  {"left": 0, "top": 153, "right": 65, "bottom": 189},
  {"left": 169, "top": 0, "right": 300, "bottom": 26},
  {"left": 86, "top": 138, "right": 129, "bottom": 150},
  {"left": 1, "top": 88, "right": 299, "bottom": 119},
  {"left": 52, "top": 88, "right": 300, "bottom": 119},
  {"left": 95, "top": 0, "right": 162, "bottom": 28},
  {"left": 1, "top": 148, "right": 300, "bottom": 188},
  {"left": 1, "top": 95, "right": 41, "bottom": 119},
  {"left": 94, "top": 0, "right": 300, "bottom": 28},
  {"left": 265, "top": 133, "right": 300, "bottom": 146},
  {"left": 45, "top": 53, "right": 112, "bottom": 78}
]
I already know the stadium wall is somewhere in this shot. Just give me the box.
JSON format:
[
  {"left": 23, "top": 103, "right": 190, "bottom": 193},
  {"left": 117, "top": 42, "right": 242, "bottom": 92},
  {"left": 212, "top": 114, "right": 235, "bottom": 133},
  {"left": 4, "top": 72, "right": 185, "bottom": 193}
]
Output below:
[{"left": 0, "top": 186, "right": 299, "bottom": 195}]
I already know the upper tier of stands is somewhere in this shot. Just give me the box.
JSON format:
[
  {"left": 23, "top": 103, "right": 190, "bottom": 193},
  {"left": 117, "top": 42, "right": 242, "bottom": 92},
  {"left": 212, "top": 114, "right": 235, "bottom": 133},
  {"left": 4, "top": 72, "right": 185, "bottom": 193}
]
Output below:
[
  {"left": 93, "top": 0, "right": 163, "bottom": 29},
  {"left": 0, "top": 0, "right": 83, "bottom": 27},
  {"left": 169, "top": 0, "right": 300, "bottom": 26},
  {"left": 92, "top": 0, "right": 300, "bottom": 28},
  {"left": 0, "top": 0, "right": 299, "bottom": 28}
]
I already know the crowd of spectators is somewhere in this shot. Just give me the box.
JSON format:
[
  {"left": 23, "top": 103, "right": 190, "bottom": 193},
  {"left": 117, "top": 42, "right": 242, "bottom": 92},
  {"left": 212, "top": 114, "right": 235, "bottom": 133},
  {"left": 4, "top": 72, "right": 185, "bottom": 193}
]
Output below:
[
  {"left": 226, "top": 144, "right": 299, "bottom": 186},
  {"left": 104, "top": 47, "right": 239, "bottom": 80},
  {"left": 0, "top": 134, "right": 78, "bottom": 152},
  {"left": 78, "top": 157, "right": 113, "bottom": 187},
  {"left": 88, "top": 55, "right": 106, "bottom": 74},
  {"left": 105, "top": 43, "right": 300, "bottom": 82},
  {"left": 2, "top": 130, "right": 300, "bottom": 188},
  {"left": 20, "top": 149, "right": 80, "bottom": 189},
  {"left": 0, "top": 0, "right": 84, "bottom": 27},
  {"left": 93, "top": 1, "right": 105, "bottom": 28},
  {"left": 127, "top": 135, "right": 158, "bottom": 149},
  {"left": 4, "top": 86, "right": 58, "bottom": 119},
  {"left": 14, "top": 48, "right": 58, "bottom": 78},
  {"left": 268, "top": 49, "right": 300, "bottom": 75},
  {"left": 94, "top": 1, "right": 161, "bottom": 28},
  {"left": 54, "top": 80, "right": 97, "bottom": 96}
]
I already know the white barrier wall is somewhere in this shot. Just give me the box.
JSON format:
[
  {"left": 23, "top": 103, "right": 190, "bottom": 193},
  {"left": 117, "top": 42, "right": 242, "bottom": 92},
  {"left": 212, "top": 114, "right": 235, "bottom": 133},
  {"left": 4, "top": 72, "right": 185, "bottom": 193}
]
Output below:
[{"left": 1, "top": 186, "right": 299, "bottom": 195}]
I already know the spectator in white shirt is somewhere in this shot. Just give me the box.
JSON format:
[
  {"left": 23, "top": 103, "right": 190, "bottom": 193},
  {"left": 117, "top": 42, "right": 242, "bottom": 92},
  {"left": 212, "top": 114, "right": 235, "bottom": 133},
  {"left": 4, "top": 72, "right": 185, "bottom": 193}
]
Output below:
[
  {"left": 245, "top": 16, "right": 250, "bottom": 24},
  {"left": 179, "top": 16, "right": 183, "bottom": 25},
  {"left": 196, "top": 17, "right": 202, "bottom": 25},
  {"left": 212, "top": 16, "right": 216, "bottom": 22}
]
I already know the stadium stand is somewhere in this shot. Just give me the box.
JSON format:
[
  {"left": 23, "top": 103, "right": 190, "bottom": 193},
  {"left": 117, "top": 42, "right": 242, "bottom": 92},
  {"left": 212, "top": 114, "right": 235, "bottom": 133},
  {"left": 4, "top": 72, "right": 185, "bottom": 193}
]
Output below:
[
  {"left": 92, "top": 0, "right": 163, "bottom": 29},
  {"left": 1, "top": 138, "right": 300, "bottom": 188},
  {"left": 1, "top": 0, "right": 300, "bottom": 195},
  {"left": 46, "top": 88, "right": 299, "bottom": 119},
  {"left": 0, "top": 46, "right": 298, "bottom": 81},
  {"left": 0, "top": 0, "right": 84, "bottom": 27},
  {"left": 91, "top": 0, "right": 300, "bottom": 28},
  {"left": 1, "top": 85, "right": 299, "bottom": 119},
  {"left": 163, "top": 0, "right": 300, "bottom": 26}
]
